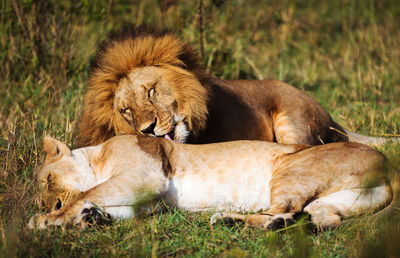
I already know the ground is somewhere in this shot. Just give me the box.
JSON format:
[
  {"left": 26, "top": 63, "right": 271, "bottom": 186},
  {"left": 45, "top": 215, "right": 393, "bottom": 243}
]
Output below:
[{"left": 1, "top": 0, "right": 400, "bottom": 256}]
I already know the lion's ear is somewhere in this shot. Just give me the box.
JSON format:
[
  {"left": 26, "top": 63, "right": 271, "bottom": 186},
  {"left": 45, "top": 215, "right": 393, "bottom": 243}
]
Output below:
[{"left": 43, "top": 136, "right": 71, "bottom": 157}]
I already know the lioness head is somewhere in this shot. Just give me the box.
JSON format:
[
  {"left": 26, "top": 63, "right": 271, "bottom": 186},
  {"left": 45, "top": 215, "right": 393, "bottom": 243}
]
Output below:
[
  {"left": 77, "top": 26, "right": 211, "bottom": 146},
  {"left": 35, "top": 137, "right": 90, "bottom": 212}
]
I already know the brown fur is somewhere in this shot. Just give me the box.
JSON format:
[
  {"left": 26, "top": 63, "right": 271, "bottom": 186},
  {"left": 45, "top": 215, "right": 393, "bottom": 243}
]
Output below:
[{"left": 77, "top": 25, "right": 383, "bottom": 147}]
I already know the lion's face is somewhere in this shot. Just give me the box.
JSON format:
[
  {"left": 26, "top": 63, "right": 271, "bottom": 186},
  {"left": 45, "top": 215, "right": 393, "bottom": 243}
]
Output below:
[{"left": 114, "top": 66, "right": 198, "bottom": 142}]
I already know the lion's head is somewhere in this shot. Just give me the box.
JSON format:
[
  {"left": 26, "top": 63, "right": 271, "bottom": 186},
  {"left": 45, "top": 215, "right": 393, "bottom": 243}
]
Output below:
[{"left": 77, "top": 26, "right": 211, "bottom": 147}]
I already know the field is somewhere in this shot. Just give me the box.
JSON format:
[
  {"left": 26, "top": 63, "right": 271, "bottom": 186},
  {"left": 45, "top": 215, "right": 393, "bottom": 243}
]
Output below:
[{"left": 1, "top": 0, "right": 400, "bottom": 256}]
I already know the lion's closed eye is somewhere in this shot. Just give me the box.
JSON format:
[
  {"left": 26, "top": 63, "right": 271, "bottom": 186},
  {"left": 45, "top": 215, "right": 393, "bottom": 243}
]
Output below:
[
  {"left": 122, "top": 108, "right": 132, "bottom": 114},
  {"left": 148, "top": 88, "right": 155, "bottom": 98},
  {"left": 147, "top": 82, "right": 157, "bottom": 99},
  {"left": 120, "top": 108, "right": 134, "bottom": 124}
]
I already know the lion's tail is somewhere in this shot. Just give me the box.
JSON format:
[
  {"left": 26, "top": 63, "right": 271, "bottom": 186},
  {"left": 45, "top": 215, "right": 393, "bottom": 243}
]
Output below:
[{"left": 343, "top": 129, "right": 400, "bottom": 147}]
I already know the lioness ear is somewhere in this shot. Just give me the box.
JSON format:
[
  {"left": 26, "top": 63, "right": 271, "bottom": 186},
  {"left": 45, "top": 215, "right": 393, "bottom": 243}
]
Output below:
[{"left": 43, "top": 136, "right": 71, "bottom": 157}]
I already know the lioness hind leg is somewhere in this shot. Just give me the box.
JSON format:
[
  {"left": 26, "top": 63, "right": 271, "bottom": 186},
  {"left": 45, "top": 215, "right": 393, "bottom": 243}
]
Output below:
[
  {"left": 304, "top": 186, "right": 392, "bottom": 230},
  {"left": 210, "top": 212, "right": 295, "bottom": 230}
]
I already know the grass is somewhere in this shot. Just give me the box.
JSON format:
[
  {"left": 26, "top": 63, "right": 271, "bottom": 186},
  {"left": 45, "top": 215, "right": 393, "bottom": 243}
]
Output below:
[{"left": 1, "top": 0, "right": 400, "bottom": 256}]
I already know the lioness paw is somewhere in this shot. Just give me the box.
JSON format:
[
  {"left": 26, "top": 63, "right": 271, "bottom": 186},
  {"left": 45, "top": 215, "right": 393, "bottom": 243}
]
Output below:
[
  {"left": 28, "top": 213, "right": 64, "bottom": 229},
  {"left": 210, "top": 212, "right": 246, "bottom": 227},
  {"left": 261, "top": 214, "right": 295, "bottom": 230},
  {"left": 74, "top": 202, "right": 112, "bottom": 229},
  {"left": 210, "top": 212, "right": 296, "bottom": 230},
  {"left": 210, "top": 212, "right": 223, "bottom": 226}
]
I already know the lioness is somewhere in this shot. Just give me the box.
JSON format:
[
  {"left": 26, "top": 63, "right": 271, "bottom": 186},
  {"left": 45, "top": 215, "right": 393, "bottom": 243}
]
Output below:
[
  {"left": 76, "top": 26, "right": 394, "bottom": 147},
  {"left": 29, "top": 135, "right": 399, "bottom": 230}
]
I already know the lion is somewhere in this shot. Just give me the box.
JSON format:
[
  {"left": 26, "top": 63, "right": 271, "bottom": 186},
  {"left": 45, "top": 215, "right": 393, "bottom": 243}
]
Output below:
[
  {"left": 76, "top": 25, "right": 395, "bottom": 147},
  {"left": 29, "top": 135, "right": 399, "bottom": 230}
]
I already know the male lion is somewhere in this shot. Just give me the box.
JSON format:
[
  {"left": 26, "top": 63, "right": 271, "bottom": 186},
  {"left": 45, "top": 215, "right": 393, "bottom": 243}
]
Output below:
[
  {"left": 29, "top": 135, "right": 399, "bottom": 230},
  {"left": 76, "top": 26, "right": 393, "bottom": 147}
]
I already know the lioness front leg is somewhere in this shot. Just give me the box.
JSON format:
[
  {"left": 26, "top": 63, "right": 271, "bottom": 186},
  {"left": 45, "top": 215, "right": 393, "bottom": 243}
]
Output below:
[
  {"left": 29, "top": 199, "right": 93, "bottom": 229},
  {"left": 29, "top": 175, "right": 149, "bottom": 229}
]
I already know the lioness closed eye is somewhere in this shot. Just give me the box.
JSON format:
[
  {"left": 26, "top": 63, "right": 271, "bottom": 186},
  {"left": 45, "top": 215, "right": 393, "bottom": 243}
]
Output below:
[
  {"left": 29, "top": 135, "right": 399, "bottom": 230},
  {"left": 76, "top": 25, "right": 397, "bottom": 147}
]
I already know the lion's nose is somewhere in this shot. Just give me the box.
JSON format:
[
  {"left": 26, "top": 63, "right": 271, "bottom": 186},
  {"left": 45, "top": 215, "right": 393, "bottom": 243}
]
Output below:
[{"left": 141, "top": 118, "right": 157, "bottom": 135}]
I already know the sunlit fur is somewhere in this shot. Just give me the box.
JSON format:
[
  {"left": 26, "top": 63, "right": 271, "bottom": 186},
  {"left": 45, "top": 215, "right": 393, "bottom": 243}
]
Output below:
[{"left": 30, "top": 136, "right": 399, "bottom": 230}]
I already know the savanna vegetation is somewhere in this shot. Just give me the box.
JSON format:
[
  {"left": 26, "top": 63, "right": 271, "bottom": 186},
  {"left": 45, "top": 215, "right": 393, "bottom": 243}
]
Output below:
[{"left": 1, "top": 0, "right": 400, "bottom": 256}]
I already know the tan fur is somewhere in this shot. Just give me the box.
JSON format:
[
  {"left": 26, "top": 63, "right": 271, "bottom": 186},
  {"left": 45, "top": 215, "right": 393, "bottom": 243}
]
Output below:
[{"left": 30, "top": 136, "right": 399, "bottom": 230}]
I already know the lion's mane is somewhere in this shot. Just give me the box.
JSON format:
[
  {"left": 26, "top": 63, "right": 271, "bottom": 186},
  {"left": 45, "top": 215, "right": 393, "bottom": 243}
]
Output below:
[{"left": 77, "top": 26, "right": 210, "bottom": 147}]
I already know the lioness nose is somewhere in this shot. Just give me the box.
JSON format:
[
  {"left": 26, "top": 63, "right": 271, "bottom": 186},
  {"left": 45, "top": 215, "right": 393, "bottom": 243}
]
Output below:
[{"left": 141, "top": 118, "right": 157, "bottom": 135}]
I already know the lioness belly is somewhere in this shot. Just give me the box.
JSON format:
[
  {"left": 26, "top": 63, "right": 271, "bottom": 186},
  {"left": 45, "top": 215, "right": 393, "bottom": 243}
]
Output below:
[{"left": 163, "top": 167, "right": 273, "bottom": 212}]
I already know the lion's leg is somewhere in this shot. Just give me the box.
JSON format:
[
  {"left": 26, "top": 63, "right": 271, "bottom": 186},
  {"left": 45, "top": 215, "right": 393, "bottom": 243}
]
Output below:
[
  {"left": 303, "top": 186, "right": 392, "bottom": 230},
  {"left": 273, "top": 112, "right": 314, "bottom": 145},
  {"left": 29, "top": 175, "right": 153, "bottom": 229}
]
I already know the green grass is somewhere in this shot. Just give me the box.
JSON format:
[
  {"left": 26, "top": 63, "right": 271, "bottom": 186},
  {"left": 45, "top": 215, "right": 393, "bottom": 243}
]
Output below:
[{"left": 1, "top": 0, "right": 400, "bottom": 256}]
